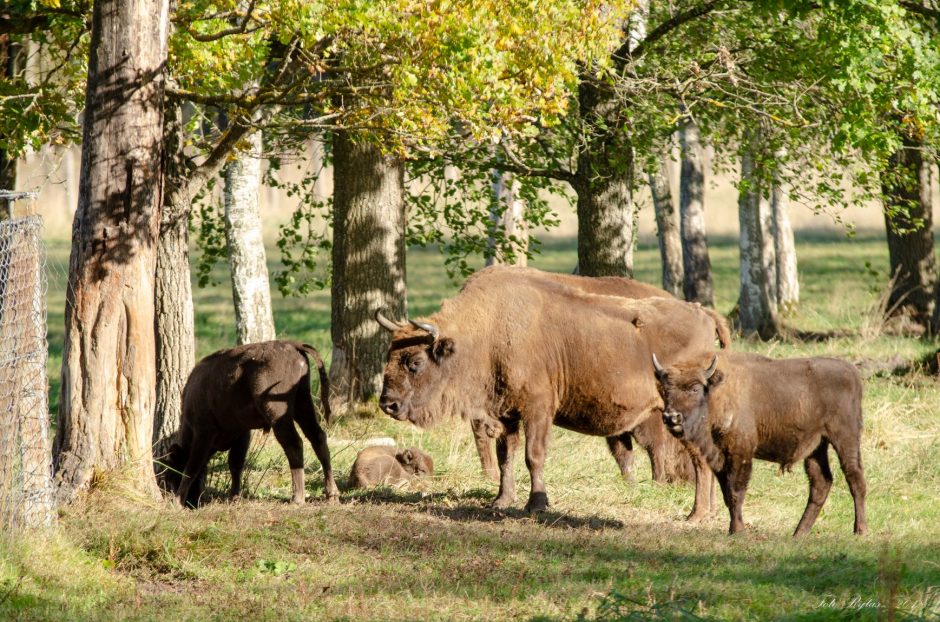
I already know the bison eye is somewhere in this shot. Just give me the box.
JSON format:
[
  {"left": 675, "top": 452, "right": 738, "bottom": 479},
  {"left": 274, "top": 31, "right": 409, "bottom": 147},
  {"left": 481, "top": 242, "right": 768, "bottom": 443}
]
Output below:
[{"left": 404, "top": 355, "right": 426, "bottom": 374}]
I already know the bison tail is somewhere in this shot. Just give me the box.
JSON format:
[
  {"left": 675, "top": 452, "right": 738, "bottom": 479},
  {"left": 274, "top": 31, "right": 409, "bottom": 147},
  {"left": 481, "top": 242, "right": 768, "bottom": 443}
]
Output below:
[
  {"left": 294, "top": 342, "right": 332, "bottom": 425},
  {"left": 702, "top": 307, "right": 732, "bottom": 349}
]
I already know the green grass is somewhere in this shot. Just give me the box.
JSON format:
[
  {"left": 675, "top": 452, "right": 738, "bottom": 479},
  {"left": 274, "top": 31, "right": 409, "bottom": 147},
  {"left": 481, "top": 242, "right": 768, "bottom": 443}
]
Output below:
[{"left": 10, "top": 233, "right": 940, "bottom": 621}]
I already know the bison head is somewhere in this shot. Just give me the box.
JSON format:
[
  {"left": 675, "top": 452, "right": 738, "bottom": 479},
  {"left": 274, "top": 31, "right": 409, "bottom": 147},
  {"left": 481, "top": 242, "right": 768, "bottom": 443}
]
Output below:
[
  {"left": 398, "top": 447, "right": 435, "bottom": 476},
  {"left": 375, "top": 309, "right": 456, "bottom": 426},
  {"left": 652, "top": 353, "right": 723, "bottom": 439}
]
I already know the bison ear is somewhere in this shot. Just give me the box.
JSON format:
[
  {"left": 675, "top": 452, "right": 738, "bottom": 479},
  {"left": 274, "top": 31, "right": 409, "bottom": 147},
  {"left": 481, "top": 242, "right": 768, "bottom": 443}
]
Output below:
[
  {"left": 432, "top": 337, "right": 456, "bottom": 363},
  {"left": 399, "top": 449, "right": 415, "bottom": 465},
  {"left": 707, "top": 370, "right": 725, "bottom": 389}
]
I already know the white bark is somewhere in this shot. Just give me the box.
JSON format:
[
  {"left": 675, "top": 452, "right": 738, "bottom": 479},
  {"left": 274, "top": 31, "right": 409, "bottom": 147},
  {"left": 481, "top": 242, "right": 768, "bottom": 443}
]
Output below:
[
  {"left": 679, "top": 119, "right": 713, "bottom": 305},
  {"left": 486, "top": 169, "right": 528, "bottom": 267},
  {"left": 224, "top": 130, "right": 276, "bottom": 345},
  {"left": 771, "top": 153, "right": 799, "bottom": 312},
  {"left": 738, "top": 145, "right": 780, "bottom": 338},
  {"left": 648, "top": 156, "right": 683, "bottom": 297}
]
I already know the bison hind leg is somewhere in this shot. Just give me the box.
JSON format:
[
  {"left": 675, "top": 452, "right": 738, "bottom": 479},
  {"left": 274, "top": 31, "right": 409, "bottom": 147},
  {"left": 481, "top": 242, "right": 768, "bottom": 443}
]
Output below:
[
  {"left": 829, "top": 434, "right": 868, "bottom": 535},
  {"left": 228, "top": 431, "right": 252, "bottom": 499},
  {"left": 293, "top": 385, "right": 340, "bottom": 502},
  {"left": 793, "top": 441, "right": 833, "bottom": 537},
  {"left": 272, "top": 417, "right": 306, "bottom": 504}
]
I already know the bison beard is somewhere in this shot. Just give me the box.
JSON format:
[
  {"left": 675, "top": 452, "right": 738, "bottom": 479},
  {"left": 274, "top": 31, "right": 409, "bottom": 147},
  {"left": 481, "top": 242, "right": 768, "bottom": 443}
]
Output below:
[
  {"left": 654, "top": 351, "right": 867, "bottom": 537},
  {"left": 159, "top": 341, "right": 340, "bottom": 508},
  {"left": 377, "top": 265, "right": 726, "bottom": 514}
]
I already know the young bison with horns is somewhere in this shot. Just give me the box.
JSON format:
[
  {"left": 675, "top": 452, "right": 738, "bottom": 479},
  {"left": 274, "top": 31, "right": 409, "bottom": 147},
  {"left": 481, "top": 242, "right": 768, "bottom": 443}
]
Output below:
[
  {"left": 376, "top": 266, "right": 729, "bottom": 514},
  {"left": 653, "top": 351, "right": 868, "bottom": 536},
  {"left": 162, "top": 341, "right": 340, "bottom": 508}
]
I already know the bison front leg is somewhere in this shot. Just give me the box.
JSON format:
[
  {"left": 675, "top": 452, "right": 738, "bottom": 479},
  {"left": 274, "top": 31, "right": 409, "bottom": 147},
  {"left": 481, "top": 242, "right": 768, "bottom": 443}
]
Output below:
[
  {"left": 491, "top": 420, "right": 519, "bottom": 510},
  {"left": 721, "top": 456, "right": 752, "bottom": 534},
  {"left": 471, "top": 418, "right": 500, "bottom": 481},
  {"left": 685, "top": 444, "right": 714, "bottom": 523},
  {"left": 522, "top": 416, "right": 551, "bottom": 513}
]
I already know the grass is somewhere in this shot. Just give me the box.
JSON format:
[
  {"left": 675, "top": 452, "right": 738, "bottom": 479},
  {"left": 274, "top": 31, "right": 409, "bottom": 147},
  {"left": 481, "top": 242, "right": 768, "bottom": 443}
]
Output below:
[{"left": 7, "top": 231, "right": 940, "bottom": 621}]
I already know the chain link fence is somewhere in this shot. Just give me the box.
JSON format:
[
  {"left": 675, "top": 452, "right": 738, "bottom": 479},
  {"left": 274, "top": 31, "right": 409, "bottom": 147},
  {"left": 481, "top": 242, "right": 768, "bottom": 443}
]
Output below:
[{"left": 0, "top": 191, "right": 55, "bottom": 529}]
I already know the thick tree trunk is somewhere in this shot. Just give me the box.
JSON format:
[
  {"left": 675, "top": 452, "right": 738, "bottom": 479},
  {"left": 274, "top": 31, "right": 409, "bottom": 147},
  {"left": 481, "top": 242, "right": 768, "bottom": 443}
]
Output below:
[
  {"left": 883, "top": 139, "right": 936, "bottom": 331},
  {"left": 574, "top": 83, "right": 635, "bottom": 277},
  {"left": 679, "top": 119, "right": 713, "bottom": 306},
  {"left": 153, "top": 103, "right": 195, "bottom": 456},
  {"left": 330, "top": 132, "right": 407, "bottom": 409},
  {"left": 54, "top": 0, "right": 169, "bottom": 504},
  {"left": 486, "top": 169, "right": 528, "bottom": 267},
  {"left": 224, "top": 129, "right": 276, "bottom": 345},
  {"left": 737, "top": 145, "right": 780, "bottom": 339},
  {"left": 771, "top": 155, "right": 799, "bottom": 313},
  {"left": 648, "top": 157, "right": 683, "bottom": 297}
]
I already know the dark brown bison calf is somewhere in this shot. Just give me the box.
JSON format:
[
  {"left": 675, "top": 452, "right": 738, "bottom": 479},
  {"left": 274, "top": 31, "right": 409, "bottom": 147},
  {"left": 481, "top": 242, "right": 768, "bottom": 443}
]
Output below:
[
  {"left": 347, "top": 445, "right": 434, "bottom": 488},
  {"left": 162, "top": 341, "right": 340, "bottom": 507},
  {"left": 653, "top": 351, "right": 867, "bottom": 537}
]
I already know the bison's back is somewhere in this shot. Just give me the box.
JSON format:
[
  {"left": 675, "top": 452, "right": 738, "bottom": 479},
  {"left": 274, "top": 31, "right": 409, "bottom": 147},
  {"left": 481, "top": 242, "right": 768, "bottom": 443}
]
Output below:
[{"left": 182, "top": 341, "right": 313, "bottom": 436}]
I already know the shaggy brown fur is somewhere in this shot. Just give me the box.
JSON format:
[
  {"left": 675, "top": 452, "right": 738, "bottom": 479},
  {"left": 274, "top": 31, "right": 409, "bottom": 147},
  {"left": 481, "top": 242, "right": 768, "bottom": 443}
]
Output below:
[
  {"left": 347, "top": 446, "right": 435, "bottom": 488},
  {"left": 466, "top": 268, "right": 707, "bottom": 488},
  {"left": 161, "top": 341, "right": 340, "bottom": 508},
  {"left": 377, "top": 265, "right": 726, "bottom": 513},
  {"left": 654, "top": 351, "right": 867, "bottom": 536}
]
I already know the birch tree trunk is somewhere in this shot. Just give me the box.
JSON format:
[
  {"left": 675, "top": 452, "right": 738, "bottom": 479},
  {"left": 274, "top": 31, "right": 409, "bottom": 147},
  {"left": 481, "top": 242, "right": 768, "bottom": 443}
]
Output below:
[
  {"left": 153, "top": 103, "right": 195, "bottom": 455},
  {"left": 679, "top": 119, "right": 713, "bottom": 306},
  {"left": 54, "top": 0, "right": 169, "bottom": 504},
  {"left": 486, "top": 169, "right": 528, "bottom": 267},
  {"left": 330, "top": 132, "right": 407, "bottom": 409},
  {"left": 883, "top": 139, "right": 936, "bottom": 331},
  {"left": 649, "top": 156, "right": 683, "bottom": 297},
  {"left": 224, "top": 129, "right": 276, "bottom": 345},
  {"left": 737, "top": 145, "right": 780, "bottom": 339},
  {"left": 771, "top": 154, "right": 799, "bottom": 313}
]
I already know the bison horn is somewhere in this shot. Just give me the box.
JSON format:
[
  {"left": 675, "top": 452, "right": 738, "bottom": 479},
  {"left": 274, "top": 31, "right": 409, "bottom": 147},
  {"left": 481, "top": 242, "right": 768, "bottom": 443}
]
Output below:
[
  {"left": 409, "top": 319, "right": 439, "bottom": 340},
  {"left": 704, "top": 355, "right": 719, "bottom": 379},
  {"left": 374, "top": 308, "right": 403, "bottom": 333},
  {"left": 652, "top": 353, "right": 664, "bottom": 373}
]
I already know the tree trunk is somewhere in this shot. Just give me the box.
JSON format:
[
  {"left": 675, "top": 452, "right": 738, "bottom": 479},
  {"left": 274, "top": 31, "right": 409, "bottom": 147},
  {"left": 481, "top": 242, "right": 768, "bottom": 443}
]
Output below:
[
  {"left": 771, "top": 154, "right": 799, "bottom": 313},
  {"left": 153, "top": 102, "right": 195, "bottom": 456},
  {"left": 679, "top": 119, "right": 713, "bottom": 306},
  {"left": 883, "top": 139, "right": 936, "bottom": 331},
  {"left": 0, "top": 34, "right": 22, "bottom": 211},
  {"left": 574, "top": 82, "right": 635, "bottom": 278},
  {"left": 53, "top": 0, "right": 169, "bottom": 504},
  {"left": 737, "top": 144, "right": 780, "bottom": 339},
  {"left": 486, "top": 169, "right": 528, "bottom": 267},
  {"left": 648, "top": 156, "right": 683, "bottom": 297},
  {"left": 330, "top": 132, "right": 407, "bottom": 409},
  {"left": 224, "top": 129, "right": 276, "bottom": 345}
]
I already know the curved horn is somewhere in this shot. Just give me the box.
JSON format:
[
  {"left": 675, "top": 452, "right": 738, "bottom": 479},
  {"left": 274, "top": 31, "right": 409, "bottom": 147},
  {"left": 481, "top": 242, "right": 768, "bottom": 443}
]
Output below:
[
  {"left": 652, "top": 353, "right": 664, "bottom": 374},
  {"left": 703, "top": 355, "right": 719, "bottom": 380},
  {"left": 409, "top": 319, "right": 439, "bottom": 340},
  {"left": 374, "top": 308, "right": 403, "bottom": 333}
]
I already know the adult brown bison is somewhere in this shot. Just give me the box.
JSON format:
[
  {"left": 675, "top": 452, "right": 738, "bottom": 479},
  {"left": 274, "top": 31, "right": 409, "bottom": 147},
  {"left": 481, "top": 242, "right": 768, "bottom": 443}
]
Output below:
[
  {"left": 463, "top": 269, "right": 701, "bottom": 486},
  {"left": 347, "top": 445, "right": 434, "bottom": 488},
  {"left": 653, "top": 351, "right": 868, "bottom": 536},
  {"left": 377, "top": 265, "right": 728, "bottom": 513},
  {"left": 163, "top": 341, "right": 340, "bottom": 508}
]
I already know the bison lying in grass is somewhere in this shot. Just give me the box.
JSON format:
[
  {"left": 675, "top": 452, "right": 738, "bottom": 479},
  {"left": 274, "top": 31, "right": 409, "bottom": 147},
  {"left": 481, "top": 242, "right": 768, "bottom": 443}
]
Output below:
[
  {"left": 653, "top": 351, "right": 868, "bottom": 536},
  {"left": 347, "top": 446, "right": 434, "bottom": 488},
  {"left": 162, "top": 341, "right": 340, "bottom": 508}
]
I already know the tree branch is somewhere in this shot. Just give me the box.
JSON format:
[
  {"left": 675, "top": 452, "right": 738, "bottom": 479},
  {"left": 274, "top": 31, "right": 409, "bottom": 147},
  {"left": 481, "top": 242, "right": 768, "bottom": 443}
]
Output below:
[
  {"left": 899, "top": 0, "right": 940, "bottom": 23},
  {"left": 499, "top": 141, "right": 575, "bottom": 184},
  {"left": 613, "top": 1, "right": 721, "bottom": 65}
]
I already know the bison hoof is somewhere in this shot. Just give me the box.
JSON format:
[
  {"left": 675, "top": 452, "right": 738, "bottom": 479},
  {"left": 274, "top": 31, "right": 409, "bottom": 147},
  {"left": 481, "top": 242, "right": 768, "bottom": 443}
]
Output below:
[
  {"left": 490, "top": 494, "right": 515, "bottom": 510},
  {"left": 686, "top": 510, "right": 708, "bottom": 524},
  {"left": 524, "top": 492, "right": 549, "bottom": 514},
  {"left": 323, "top": 493, "right": 340, "bottom": 505}
]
